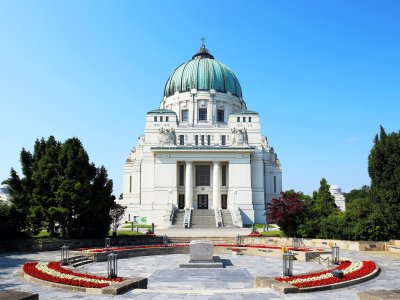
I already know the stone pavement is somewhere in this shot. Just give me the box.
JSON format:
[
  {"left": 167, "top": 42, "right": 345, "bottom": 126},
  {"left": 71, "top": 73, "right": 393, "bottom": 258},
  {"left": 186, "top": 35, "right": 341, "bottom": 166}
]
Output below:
[{"left": 1, "top": 249, "right": 400, "bottom": 299}]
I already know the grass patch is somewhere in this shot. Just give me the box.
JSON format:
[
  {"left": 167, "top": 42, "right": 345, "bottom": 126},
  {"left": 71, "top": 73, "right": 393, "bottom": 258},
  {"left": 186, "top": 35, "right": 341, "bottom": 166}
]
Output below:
[
  {"left": 261, "top": 230, "right": 286, "bottom": 237},
  {"left": 29, "top": 230, "right": 61, "bottom": 240},
  {"left": 122, "top": 224, "right": 153, "bottom": 229},
  {"left": 244, "top": 224, "right": 276, "bottom": 229}
]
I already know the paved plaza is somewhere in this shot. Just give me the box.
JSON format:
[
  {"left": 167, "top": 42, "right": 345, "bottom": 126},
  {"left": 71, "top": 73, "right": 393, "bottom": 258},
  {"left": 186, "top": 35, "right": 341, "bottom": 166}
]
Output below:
[{"left": 1, "top": 247, "right": 400, "bottom": 299}]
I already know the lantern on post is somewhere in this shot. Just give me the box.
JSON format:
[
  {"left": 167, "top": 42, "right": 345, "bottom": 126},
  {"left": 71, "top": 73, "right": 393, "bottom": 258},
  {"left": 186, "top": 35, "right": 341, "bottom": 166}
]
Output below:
[
  {"left": 105, "top": 237, "right": 111, "bottom": 249},
  {"left": 236, "top": 234, "right": 241, "bottom": 246},
  {"left": 107, "top": 252, "right": 118, "bottom": 278},
  {"left": 332, "top": 243, "right": 340, "bottom": 265},
  {"left": 163, "top": 234, "right": 168, "bottom": 247},
  {"left": 283, "top": 252, "right": 294, "bottom": 277},
  {"left": 61, "top": 245, "right": 69, "bottom": 266}
]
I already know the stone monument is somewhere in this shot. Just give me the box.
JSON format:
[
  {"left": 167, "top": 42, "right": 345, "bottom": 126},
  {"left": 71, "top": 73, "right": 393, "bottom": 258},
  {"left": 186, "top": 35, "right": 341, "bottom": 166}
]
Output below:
[{"left": 180, "top": 240, "right": 223, "bottom": 268}]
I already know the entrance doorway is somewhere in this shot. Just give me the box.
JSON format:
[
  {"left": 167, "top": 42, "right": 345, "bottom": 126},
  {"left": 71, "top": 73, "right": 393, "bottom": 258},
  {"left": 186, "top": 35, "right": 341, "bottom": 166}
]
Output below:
[
  {"left": 221, "top": 194, "right": 227, "bottom": 209},
  {"left": 178, "top": 194, "right": 185, "bottom": 209},
  {"left": 197, "top": 194, "right": 208, "bottom": 209}
]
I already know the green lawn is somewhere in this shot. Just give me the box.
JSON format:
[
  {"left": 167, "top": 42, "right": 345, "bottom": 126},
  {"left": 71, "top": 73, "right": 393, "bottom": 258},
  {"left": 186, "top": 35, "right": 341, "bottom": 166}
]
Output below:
[
  {"left": 244, "top": 224, "right": 276, "bottom": 229},
  {"left": 121, "top": 224, "right": 154, "bottom": 229},
  {"left": 110, "top": 230, "right": 144, "bottom": 236},
  {"left": 261, "top": 230, "right": 286, "bottom": 237}
]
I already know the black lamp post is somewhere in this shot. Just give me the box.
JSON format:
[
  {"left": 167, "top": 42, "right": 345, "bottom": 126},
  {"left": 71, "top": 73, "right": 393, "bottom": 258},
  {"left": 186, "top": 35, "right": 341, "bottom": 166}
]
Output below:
[
  {"left": 61, "top": 245, "right": 69, "bottom": 266},
  {"left": 283, "top": 252, "right": 294, "bottom": 277},
  {"left": 107, "top": 252, "right": 118, "bottom": 278},
  {"left": 163, "top": 234, "right": 168, "bottom": 247},
  {"left": 236, "top": 234, "right": 241, "bottom": 246},
  {"left": 332, "top": 243, "right": 340, "bottom": 265},
  {"left": 105, "top": 237, "right": 111, "bottom": 249}
]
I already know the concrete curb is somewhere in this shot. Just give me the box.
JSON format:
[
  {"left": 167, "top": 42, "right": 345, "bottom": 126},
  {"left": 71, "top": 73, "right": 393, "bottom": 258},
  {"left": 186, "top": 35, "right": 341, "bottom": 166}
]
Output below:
[
  {"left": 20, "top": 266, "right": 147, "bottom": 295},
  {"left": 254, "top": 265, "right": 380, "bottom": 294}
]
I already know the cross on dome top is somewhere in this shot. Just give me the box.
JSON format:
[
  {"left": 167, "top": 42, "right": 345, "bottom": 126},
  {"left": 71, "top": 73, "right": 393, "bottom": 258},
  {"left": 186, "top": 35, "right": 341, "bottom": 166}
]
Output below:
[{"left": 192, "top": 37, "right": 214, "bottom": 60}]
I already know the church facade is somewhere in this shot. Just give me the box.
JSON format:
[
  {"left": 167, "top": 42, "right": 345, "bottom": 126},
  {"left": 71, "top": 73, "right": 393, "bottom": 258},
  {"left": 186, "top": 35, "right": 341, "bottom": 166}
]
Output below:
[{"left": 121, "top": 43, "right": 282, "bottom": 227}]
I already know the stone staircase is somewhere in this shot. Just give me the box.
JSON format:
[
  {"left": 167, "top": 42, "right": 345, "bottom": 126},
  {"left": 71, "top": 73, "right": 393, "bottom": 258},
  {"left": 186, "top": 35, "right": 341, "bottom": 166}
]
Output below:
[
  {"left": 68, "top": 255, "right": 93, "bottom": 268},
  {"left": 170, "top": 210, "right": 186, "bottom": 228},
  {"left": 191, "top": 209, "right": 216, "bottom": 228},
  {"left": 221, "top": 210, "right": 236, "bottom": 228}
]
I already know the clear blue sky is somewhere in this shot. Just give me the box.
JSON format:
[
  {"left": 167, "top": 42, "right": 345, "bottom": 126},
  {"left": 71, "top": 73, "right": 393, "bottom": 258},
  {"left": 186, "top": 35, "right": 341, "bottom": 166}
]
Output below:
[{"left": 1, "top": 1, "right": 399, "bottom": 197}]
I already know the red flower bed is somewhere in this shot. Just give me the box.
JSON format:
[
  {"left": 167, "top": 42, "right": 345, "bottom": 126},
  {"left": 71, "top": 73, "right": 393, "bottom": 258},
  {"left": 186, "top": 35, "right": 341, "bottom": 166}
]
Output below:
[
  {"left": 276, "top": 260, "right": 377, "bottom": 288},
  {"left": 23, "top": 262, "right": 124, "bottom": 288}
]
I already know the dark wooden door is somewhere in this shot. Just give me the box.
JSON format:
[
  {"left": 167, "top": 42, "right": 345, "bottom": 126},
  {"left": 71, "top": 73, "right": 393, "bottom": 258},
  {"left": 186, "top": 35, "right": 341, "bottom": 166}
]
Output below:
[
  {"left": 197, "top": 195, "right": 208, "bottom": 209},
  {"left": 221, "top": 194, "right": 227, "bottom": 209},
  {"left": 178, "top": 194, "right": 185, "bottom": 209}
]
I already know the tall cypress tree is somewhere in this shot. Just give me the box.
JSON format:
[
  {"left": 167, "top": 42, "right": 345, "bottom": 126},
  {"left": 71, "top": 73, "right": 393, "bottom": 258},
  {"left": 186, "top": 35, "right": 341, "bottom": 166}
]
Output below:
[{"left": 368, "top": 126, "right": 400, "bottom": 239}]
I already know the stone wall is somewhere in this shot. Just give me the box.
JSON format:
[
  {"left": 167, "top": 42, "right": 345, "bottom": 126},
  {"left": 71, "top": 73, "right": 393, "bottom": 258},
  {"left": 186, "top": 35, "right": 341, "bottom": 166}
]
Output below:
[
  {"left": 0, "top": 235, "right": 163, "bottom": 252},
  {"left": 241, "top": 237, "right": 386, "bottom": 251}
]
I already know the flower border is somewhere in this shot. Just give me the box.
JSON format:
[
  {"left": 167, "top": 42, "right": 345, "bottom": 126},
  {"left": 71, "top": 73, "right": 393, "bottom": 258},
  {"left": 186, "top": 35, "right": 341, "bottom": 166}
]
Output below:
[
  {"left": 276, "top": 260, "right": 377, "bottom": 288},
  {"left": 23, "top": 261, "right": 124, "bottom": 289}
]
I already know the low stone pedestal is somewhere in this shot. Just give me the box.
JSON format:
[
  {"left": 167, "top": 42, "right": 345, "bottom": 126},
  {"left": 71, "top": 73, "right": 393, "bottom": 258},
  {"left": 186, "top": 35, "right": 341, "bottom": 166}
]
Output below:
[
  {"left": 357, "top": 289, "right": 400, "bottom": 300},
  {"left": 179, "top": 240, "right": 223, "bottom": 268},
  {"left": 0, "top": 291, "right": 39, "bottom": 300}
]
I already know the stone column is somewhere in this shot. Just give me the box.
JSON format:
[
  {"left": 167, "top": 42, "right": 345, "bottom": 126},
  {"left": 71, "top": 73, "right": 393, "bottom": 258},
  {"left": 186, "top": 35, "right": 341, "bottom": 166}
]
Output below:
[
  {"left": 185, "top": 161, "right": 193, "bottom": 209},
  {"left": 207, "top": 100, "right": 212, "bottom": 123},
  {"left": 213, "top": 161, "right": 221, "bottom": 209}
]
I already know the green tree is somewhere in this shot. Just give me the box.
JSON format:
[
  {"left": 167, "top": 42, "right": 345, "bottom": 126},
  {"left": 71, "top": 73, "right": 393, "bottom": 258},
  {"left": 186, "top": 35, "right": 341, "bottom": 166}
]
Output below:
[
  {"left": 8, "top": 136, "right": 116, "bottom": 239},
  {"left": 368, "top": 126, "right": 400, "bottom": 239},
  {"left": 110, "top": 203, "right": 126, "bottom": 236},
  {"left": 297, "top": 178, "right": 337, "bottom": 238}
]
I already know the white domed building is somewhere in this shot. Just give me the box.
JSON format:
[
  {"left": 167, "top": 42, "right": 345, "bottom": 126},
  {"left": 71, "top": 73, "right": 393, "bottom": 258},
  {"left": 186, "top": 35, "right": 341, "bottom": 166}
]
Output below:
[
  {"left": 0, "top": 184, "right": 11, "bottom": 206},
  {"left": 329, "top": 185, "right": 346, "bottom": 211},
  {"left": 121, "top": 43, "right": 282, "bottom": 227}
]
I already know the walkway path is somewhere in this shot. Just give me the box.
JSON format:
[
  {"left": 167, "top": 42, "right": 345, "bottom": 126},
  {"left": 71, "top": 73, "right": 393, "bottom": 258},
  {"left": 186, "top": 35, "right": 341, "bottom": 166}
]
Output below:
[{"left": 1, "top": 249, "right": 399, "bottom": 299}]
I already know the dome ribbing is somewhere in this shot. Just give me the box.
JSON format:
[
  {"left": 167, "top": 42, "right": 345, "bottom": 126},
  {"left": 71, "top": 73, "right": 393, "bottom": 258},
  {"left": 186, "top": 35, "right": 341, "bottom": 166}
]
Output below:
[{"left": 164, "top": 45, "right": 242, "bottom": 98}]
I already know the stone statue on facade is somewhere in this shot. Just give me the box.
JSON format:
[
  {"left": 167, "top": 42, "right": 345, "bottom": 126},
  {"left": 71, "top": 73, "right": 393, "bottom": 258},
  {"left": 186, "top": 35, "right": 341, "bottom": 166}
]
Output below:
[
  {"left": 231, "top": 127, "right": 248, "bottom": 146},
  {"left": 158, "top": 127, "right": 176, "bottom": 146}
]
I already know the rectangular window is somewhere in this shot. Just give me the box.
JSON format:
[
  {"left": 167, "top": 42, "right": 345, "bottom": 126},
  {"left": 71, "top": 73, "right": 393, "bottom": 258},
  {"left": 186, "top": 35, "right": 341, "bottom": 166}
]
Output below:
[
  {"left": 217, "top": 109, "right": 225, "bottom": 122},
  {"left": 179, "top": 165, "right": 185, "bottom": 186},
  {"left": 160, "top": 116, "right": 163, "bottom": 122},
  {"left": 181, "top": 109, "right": 189, "bottom": 122},
  {"left": 201, "top": 135, "right": 205, "bottom": 145},
  {"left": 237, "top": 117, "right": 240, "bottom": 122},
  {"left": 274, "top": 176, "right": 277, "bottom": 193},
  {"left": 129, "top": 175, "right": 132, "bottom": 193},
  {"left": 199, "top": 108, "right": 207, "bottom": 121},
  {"left": 196, "top": 165, "right": 210, "bottom": 186},
  {"left": 166, "top": 116, "right": 169, "bottom": 122},
  {"left": 154, "top": 116, "right": 157, "bottom": 122},
  {"left": 207, "top": 135, "right": 211, "bottom": 145},
  {"left": 221, "top": 135, "right": 226, "bottom": 146},
  {"left": 222, "top": 165, "right": 227, "bottom": 186},
  {"left": 243, "top": 117, "right": 246, "bottom": 122},
  {"left": 179, "top": 135, "right": 184, "bottom": 145},
  {"left": 249, "top": 117, "right": 252, "bottom": 122},
  {"left": 195, "top": 135, "right": 198, "bottom": 145}
]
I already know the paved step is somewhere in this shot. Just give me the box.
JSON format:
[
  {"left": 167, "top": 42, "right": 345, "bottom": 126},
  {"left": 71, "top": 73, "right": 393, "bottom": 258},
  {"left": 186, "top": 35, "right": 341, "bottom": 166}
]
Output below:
[
  {"left": 68, "top": 255, "right": 94, "bottom": 268},
  {"left": 191, "top": 210, "right": 216, "bottom": 228},
  {"left": 221, "top": 210, "right": 237, "bottom": 228}
]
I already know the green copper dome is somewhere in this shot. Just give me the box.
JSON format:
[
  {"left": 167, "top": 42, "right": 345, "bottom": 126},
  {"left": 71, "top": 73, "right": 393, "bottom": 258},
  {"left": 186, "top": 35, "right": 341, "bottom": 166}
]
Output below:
[{"left": 164, "top": 44, "right": 243, "bottom": 98}]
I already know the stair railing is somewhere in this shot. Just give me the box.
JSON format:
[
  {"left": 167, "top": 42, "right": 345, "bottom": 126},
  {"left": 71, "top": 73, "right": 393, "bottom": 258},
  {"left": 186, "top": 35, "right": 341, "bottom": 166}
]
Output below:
[
  {"left": 183, "top": 208, "right": 192, "bottom": 228},
  {"left": 214, "top": 208, "right": 223, "bottom": 228},
  {"left": 163, "top": 201, "right": 178, "bottom": 227}
]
